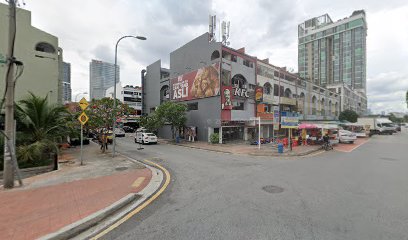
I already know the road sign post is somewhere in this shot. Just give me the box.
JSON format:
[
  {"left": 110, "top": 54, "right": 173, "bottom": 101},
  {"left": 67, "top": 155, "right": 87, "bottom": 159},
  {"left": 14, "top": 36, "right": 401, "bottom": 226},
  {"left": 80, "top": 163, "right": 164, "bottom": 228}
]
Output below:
[{"left": 78, "top": 98, "right": 89, "bottom": 165}]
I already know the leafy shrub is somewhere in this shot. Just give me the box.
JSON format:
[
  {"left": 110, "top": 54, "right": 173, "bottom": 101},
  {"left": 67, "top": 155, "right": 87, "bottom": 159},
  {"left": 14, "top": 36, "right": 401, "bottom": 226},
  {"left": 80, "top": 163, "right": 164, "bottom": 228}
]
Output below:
[{"left": 210, "top": 133, "right": 219, "bottom": 144}]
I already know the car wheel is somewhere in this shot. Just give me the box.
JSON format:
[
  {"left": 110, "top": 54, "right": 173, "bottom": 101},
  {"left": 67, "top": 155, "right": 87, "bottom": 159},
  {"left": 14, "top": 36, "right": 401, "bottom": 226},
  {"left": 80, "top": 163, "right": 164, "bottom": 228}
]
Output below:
[{"left": 350, "top": 141, "right": 354, "bottom": 144}]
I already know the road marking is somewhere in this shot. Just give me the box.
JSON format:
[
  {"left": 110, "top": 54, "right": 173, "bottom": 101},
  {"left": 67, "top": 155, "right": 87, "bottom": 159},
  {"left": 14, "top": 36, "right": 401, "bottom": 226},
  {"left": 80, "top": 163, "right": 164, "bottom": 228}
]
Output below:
[
  {"left": 335, "top": 138, "right": 370, "bottom": 153},
  {"left": 302, "top": 150, "right": 325, "bottom": 158},
  {"left": 131, "top": 177, "right": 145, "bottom": 188},
  {"left": 92, "top": 159, "right": 171, "bottom": 239}
]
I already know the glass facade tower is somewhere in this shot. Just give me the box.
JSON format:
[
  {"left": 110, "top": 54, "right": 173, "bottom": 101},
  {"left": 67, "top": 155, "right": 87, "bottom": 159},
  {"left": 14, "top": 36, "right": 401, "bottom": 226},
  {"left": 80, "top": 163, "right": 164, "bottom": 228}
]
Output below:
[
  {"left": 89, "top": 59, "right": 119, "bottom": 100},
  {"left": 298, "top": 10, "right": 367, "bottom": 92}
]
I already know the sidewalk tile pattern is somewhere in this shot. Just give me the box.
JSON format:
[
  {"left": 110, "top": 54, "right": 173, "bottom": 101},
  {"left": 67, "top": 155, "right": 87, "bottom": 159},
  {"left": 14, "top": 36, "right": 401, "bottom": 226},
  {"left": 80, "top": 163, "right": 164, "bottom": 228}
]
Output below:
[{"left": 0, "top": 168, "right": 151, "bottom": 240}]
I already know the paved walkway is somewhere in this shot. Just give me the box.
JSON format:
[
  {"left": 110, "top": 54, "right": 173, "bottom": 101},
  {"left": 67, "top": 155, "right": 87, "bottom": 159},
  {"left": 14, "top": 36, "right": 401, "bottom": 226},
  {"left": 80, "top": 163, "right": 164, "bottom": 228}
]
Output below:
[{"left": 0, "top": 143, "right": 152, "bottom": 240}]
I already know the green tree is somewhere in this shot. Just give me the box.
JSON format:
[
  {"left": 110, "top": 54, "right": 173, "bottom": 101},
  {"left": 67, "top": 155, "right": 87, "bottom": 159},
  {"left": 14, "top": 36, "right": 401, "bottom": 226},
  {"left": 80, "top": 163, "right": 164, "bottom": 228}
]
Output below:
[
  {"left": 139, "top": 114, "right": 163, "bottom": 133},
  {"left": 389, "top": 113, "right": 402, "bottom": 123},
  {"left": 15, "top": 93, "right": 70, "bottom": 166},
  {"left": 85, "top": 97, "right": 132, "bottom": 131},
  {"left": 339, "top": 109, "right": 359, "bottom": 123},
  {"left": 155, "top": 101, "right": 187, "bottom": 139},
  {"left": 406, "top": 90, "right": 408, "bottom": 108}
]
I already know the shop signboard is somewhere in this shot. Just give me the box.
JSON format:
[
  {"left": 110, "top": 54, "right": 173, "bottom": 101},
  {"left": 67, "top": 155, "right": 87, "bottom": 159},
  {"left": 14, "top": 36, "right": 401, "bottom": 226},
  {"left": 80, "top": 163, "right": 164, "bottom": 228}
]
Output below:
[
  {"left": 171, "top": 62, "right": 220, "bottom": 101},
  {"left": 281, "top": 116, "right": 299, "bottom": 128},
  {"left": 255, "top": 87, "right": 263, "bottom": 102},
  {"left": 257, "top": 112, "right": 274, "bottom": 120},
  {"left": 280, "top": 97, "right": 296, "bottom": 105}
]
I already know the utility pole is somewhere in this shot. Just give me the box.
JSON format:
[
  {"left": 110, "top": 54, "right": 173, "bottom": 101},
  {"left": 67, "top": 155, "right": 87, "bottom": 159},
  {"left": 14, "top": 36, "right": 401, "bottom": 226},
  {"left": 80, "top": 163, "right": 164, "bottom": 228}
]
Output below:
[{"left": 3, "top": 0, "right": 17, "bottom": 188}]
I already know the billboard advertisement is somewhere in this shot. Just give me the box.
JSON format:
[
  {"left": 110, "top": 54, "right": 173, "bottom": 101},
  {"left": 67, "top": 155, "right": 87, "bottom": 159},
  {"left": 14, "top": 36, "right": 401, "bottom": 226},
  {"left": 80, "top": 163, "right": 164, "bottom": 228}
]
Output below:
[
  {"left": 171, "top": 62, "right": 220, "bottom": 101},
  {"left": 255, "top": 87, "right": 263, "bottom": 102},
  {"left": 221, "top": 86, "right": 233, "bottom": 110}
]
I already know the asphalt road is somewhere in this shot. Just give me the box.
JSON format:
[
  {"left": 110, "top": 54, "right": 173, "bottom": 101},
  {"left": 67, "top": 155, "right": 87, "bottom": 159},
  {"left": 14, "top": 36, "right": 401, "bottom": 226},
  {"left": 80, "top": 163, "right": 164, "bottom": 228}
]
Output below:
[{"left": 102, "top": 129, "right": 408, "bottom": 240}]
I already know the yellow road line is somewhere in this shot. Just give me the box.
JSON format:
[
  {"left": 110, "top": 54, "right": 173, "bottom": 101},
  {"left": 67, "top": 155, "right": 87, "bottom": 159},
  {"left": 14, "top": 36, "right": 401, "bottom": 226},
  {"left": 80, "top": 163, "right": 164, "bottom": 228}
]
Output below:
[
  {"left": 92, "top": 159, "right": 171, "bottom": 239},
  {"left": 131, "top": 177, "right": 145, "bottom": 188}
]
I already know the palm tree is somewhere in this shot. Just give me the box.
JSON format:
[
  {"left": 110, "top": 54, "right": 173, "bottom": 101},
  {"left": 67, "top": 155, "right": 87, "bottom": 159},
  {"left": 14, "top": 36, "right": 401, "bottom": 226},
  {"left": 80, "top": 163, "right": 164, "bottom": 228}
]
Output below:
[{"left": 16, "top": 93, "right": 70, "bottom": 164}]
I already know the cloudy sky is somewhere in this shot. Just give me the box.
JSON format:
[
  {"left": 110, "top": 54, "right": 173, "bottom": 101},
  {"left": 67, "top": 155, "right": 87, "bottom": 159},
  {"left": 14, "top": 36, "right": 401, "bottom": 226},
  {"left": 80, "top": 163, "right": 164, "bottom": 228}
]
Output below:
[{"left": 22, "top": 0, "right": 408, "bottom": 113}]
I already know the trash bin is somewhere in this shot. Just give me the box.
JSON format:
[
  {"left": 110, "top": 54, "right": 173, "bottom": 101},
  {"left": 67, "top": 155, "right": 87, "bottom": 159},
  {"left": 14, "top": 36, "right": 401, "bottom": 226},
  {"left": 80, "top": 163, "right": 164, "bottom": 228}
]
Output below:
[
  {"left": 278, "top": 143, "right": 284, "bottom": 153},
  {"left": 176, "top": 136, "right": 180, "bottom": 143}
]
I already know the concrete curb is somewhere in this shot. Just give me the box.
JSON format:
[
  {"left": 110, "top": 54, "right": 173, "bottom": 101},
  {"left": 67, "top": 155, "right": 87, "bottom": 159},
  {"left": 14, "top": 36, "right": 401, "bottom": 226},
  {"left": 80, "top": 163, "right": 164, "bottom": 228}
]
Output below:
[
  {"left": 168, "top": 142, "right": 322, "bottom": 157},
  {"left": 38, "top": 155, "right": 165, "bottom": 240}
]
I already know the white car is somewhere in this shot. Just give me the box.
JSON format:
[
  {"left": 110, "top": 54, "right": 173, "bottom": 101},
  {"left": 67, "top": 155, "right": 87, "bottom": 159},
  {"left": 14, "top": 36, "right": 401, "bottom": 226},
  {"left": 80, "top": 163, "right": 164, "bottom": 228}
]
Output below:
[
  {"left": 135, "top": 132, "right": 157, "bottom": 144},
  {"left": 339, "top": 130, "right": 357, "bottom": 144}
]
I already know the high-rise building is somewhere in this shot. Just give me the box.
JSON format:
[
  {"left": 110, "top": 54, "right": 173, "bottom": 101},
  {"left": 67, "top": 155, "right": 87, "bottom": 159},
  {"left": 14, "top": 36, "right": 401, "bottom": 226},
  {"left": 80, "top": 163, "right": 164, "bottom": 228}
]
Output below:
[
  {"left": 62, "top": 62, "right": 71, "bottom": 103},
  {"left": 89, "top": 59, "right": 119, "bottom": 100},
  {"left": 298, "top": 10, "right": 367, "bottom": 92},
  {"left": 298, "top": 10, "right": 367, "bottom": 115}
]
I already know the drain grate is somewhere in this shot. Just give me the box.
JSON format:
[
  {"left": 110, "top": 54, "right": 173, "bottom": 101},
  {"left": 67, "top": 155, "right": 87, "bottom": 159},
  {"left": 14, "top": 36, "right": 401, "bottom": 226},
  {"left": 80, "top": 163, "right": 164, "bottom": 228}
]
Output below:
[
  {"left": 262, "top": 185, "right": 284, "bottom": 194},
  {"left": 115, "top": 166, "right": 128, "bottom": 171}
]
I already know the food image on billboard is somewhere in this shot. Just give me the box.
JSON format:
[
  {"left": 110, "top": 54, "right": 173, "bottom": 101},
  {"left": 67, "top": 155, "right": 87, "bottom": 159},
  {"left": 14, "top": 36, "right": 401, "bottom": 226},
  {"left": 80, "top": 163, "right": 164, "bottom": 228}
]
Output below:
[{"left": 172, "top": 63, "right": 220, "bottom": 101}]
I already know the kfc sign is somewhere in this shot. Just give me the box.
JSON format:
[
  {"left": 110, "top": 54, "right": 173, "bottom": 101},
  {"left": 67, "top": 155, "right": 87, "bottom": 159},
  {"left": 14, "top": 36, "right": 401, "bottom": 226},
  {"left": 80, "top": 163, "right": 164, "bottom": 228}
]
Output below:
[{"left": 233, "top": 87, "right": 249, "bottom": 98}]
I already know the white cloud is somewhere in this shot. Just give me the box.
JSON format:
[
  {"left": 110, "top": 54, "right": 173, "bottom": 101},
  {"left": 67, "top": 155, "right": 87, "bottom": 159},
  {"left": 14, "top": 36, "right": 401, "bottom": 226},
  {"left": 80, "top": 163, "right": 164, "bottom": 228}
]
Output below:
[{"left": 21, "top": 0, "right": 408, "bottom": 113}]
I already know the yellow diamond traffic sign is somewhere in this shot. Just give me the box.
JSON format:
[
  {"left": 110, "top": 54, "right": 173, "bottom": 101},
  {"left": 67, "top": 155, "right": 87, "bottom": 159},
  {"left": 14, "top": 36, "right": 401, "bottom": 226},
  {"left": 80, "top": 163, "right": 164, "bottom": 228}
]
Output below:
[
  {"left": 79, "top": 97, "right": 89, "bottom": 111},
  {"left": 78, "top": 112, "right": 89, "bottom": 125}
]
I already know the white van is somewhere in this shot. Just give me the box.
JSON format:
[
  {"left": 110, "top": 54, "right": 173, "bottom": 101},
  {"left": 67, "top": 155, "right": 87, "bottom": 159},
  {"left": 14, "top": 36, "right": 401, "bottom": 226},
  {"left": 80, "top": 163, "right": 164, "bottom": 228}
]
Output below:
[{"left": 135, "top": 128, "right": 157, "bottom": 144}]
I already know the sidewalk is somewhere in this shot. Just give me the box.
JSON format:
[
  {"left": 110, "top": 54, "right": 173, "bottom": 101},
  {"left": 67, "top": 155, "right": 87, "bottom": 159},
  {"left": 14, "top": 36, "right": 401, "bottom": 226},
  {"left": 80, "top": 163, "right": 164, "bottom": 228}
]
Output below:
[
  {"left": 166, "top": 139, "right": 322, "bottom": 157},
  {"left": 0, "top": 142, "right": 154, "bottom": 240}
]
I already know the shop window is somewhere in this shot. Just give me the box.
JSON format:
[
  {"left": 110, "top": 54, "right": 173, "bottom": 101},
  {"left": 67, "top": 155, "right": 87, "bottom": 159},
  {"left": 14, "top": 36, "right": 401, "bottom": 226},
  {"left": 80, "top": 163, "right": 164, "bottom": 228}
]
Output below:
[
  {"left": 232, "top": 101, "right": 244, "bottom": 110},
  {"left": 187, "top": 102, "right": 198, "bottom": 111}
]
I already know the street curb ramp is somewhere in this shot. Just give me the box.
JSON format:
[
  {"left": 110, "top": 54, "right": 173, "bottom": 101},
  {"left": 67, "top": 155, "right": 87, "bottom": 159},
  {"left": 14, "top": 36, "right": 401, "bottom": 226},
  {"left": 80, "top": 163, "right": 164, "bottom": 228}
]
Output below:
[{"left": 38, "top": 156, "right": 164, "bottom": 240}]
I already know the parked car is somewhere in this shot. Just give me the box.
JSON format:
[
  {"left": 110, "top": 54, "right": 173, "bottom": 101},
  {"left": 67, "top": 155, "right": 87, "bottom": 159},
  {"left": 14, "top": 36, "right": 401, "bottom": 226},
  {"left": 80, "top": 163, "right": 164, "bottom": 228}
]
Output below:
[
  {"left": 339, "top": 129, "right": 357, "bottom": 144},
  {"left": 114, "top": 128, "right": 126, "bottom": 137},
  {"left": 391, "top": 123, "right": 401, "bottom": 132},
  {"left": 135, "top": 131, "right": 157, "bottom": 144},
  {"left": 123, "top": 126, "right": 135, "bottom": 133}
]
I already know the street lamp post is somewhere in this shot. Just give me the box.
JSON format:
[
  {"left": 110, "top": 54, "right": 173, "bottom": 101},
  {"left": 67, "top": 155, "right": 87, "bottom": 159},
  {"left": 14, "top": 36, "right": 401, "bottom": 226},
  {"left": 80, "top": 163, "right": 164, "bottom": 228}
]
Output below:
[{"left": 112, "top": 35, "right": 146, "bottom": 158}]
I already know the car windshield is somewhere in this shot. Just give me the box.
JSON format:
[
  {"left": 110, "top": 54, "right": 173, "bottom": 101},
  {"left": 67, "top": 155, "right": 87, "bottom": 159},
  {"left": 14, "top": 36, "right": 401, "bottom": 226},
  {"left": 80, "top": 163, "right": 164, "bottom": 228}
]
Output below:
[{"left": 146, "top": 133, "right": 156, "bottom": 136}]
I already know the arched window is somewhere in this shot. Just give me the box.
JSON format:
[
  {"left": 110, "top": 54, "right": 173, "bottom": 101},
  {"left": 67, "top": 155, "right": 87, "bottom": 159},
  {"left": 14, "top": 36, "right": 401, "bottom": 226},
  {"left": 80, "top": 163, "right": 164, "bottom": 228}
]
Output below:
[
  {"left": 211, "top": 50, "right": 220, "bottom": 61},
  {"left": 231, "top": 74, "right": 247, "bottom": 89},
  {"left": 298, "top": 92, "right": 305, "bottom": 114},
  {"left": 321, "top": 98, "right": 325, "bottom": 115},
  {"left": 284, "top": 88, "right": 292, "bottom": 98},
  {"left": 160, "top": 85, "right": 169, "bottom": 103},
  {"left": 35, "top": 42, "right": 56, "bottom": 54},
  {"left": 312, "top": 96, "right": 317, "bottom": 115},
  {"left": 263, "top": 82, "right": 272, "bottom": 95},
  {"left": 335, "top": 102, "right": 339, "bottom": 116},
  {"left": 328, "top": 100, "right": 332, "bottom": 115}
]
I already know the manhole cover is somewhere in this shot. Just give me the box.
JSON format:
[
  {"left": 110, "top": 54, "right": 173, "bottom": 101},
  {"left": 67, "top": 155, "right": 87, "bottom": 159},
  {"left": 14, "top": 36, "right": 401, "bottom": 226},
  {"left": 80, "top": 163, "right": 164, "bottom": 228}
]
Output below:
[
  {"left": 262, "top": 185, "right": 284, "bottom": 194},
  {"left": 115, "top": 166, "right": 128, "bottom": 171},
  {"left": 380, "top": 157, "right": 397, "bottom": 161}
]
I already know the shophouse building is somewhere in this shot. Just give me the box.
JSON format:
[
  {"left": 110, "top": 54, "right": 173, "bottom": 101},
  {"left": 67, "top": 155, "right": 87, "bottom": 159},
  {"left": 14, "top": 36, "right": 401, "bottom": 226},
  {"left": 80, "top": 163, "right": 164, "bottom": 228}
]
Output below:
[
  {"left": 144, "top": 32, "right": 340, "bottom": 142},
  {"left": 257, "top": 59, "right": 340, "bottom": 139}
]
